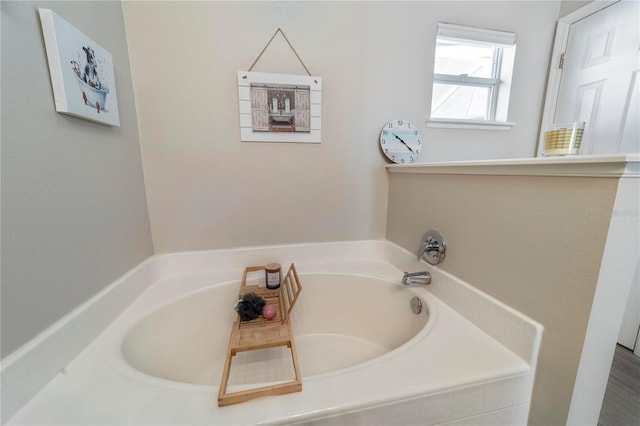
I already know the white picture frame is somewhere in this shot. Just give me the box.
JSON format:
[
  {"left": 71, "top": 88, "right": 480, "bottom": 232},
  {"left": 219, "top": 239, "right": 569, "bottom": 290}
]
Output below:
[
  {"left": 39, "top": 8, "right": 120, "bottom": 127},
  {"left": 237, "top": 71, "right": 321, "bottom": 143}
]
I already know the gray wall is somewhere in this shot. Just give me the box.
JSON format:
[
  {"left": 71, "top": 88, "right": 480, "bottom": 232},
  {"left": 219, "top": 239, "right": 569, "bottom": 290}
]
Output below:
[
  {"left": 1, "top": 1, "right": 153, "bottom": 358},
  {"left": 559, "top": 0, "right": 593, "bottom": 17}
]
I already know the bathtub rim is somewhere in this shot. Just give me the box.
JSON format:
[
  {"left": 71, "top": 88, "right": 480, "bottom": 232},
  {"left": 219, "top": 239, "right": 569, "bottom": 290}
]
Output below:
[
  {"left": 2, "top": 239, "right": 543, "bottom": 425},
  {"left": 114, "top": 271, "right": 439, "bottom": 392}
]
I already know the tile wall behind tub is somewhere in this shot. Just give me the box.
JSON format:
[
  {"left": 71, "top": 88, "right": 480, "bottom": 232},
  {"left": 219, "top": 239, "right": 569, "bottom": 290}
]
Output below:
[
  {"left": 385, "top": 241, "right": 543, "bottom": 367},
  {"left": 428, "top": 267, "right": 542, "bottom": 367}
]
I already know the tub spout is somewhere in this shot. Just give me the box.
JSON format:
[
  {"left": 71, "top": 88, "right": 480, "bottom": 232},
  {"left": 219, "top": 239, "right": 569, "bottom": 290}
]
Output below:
[{"left": 402, "top": 271, "right": 431, "bottom": 285}]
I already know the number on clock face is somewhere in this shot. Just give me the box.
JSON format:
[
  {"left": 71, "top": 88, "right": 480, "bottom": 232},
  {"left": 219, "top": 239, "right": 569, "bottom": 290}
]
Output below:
[{"left": 379, "top": 120, "right": 422, "bottom": 164}]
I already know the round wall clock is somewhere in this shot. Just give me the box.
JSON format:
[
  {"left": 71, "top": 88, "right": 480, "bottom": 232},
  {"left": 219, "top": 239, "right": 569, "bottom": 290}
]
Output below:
[{"left": 379, "top": 119, "right": 422, "bottom": 164}]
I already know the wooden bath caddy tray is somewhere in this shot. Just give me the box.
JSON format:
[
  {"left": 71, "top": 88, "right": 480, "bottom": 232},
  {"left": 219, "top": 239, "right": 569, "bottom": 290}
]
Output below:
[{"left": 218, "top": 263, "right": 303, "bottom": 407}]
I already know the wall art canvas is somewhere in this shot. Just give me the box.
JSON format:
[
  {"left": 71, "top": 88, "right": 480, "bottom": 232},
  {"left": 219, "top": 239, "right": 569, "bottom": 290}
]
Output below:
[
  {"left": 39, "top": 8, "right": 120, "bottom": 126},
  {"left": 238, "top": 71, "right": 321, "bottom": 143}
]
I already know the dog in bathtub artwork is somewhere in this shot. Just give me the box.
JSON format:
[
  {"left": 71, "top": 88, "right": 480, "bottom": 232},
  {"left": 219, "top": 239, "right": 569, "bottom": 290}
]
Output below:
[
  {"left": 70, "top": 46, "right": 110, "bottom": 114},
  {"left": 39, "top": 8, "right": 120, "bottom": 126}
]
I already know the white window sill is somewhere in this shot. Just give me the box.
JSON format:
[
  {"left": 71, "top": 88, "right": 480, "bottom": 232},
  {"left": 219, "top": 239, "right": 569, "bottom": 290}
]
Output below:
[{"left": 427, "top": 118, "right": 516, "bottom": 131}]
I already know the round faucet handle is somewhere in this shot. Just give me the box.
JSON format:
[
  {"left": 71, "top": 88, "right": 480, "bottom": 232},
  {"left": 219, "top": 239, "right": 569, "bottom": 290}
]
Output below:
[{"left": 419, "top": 230, "right": 446, "bottom": 265}]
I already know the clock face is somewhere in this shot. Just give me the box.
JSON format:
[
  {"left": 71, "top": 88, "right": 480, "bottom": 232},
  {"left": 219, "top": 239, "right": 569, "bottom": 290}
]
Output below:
[{"left": 379, "top": 119, "right": 422, "bottom": 164}]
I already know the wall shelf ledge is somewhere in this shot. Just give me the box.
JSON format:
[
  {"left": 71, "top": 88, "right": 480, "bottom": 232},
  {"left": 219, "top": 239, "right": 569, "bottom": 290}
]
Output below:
[{"left": 386, "top": 154, "right": 640, "bottom": 178}]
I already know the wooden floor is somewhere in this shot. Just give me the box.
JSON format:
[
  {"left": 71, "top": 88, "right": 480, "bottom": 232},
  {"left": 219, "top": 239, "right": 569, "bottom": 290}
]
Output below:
[{"left": 598, "top": 344, "right": 640, "bottom": 426}]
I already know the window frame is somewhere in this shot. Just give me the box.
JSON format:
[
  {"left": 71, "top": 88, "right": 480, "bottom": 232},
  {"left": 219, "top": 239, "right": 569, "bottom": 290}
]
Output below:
[{"left": 428, "top": 23, "right": 517, "bottom": 130}]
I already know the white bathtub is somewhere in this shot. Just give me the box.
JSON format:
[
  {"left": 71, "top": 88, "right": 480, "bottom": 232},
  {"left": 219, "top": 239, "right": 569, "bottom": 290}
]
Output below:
[
  {"left": 4, "top": 241, "right": 542, "bottom": 425},
  {"left": 122, "top": 274, "right": 433, "bottom": 388}
]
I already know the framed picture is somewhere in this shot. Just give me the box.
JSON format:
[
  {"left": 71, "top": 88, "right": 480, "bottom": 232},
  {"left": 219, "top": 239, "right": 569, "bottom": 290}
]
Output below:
[
  {"left": 238, "top": 71, "right": 321, "bottom": 143},
  {"left": 39, "top": 8, "right": 120, "bottom": 127}
]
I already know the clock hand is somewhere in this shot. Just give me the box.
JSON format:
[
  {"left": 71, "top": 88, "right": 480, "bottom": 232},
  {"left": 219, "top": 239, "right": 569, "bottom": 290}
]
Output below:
[{"left": 392, "top": 133, "right": 415, "bottom": 154}]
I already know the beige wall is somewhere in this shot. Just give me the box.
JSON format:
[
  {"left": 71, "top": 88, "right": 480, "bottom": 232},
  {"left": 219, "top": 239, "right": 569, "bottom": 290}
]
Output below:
[
  {"left": 1, "top": 1, "right": 153, "bottom": 358},
  {"left": 122, "top": 1, "right": 560, "bottom": 253},
  {"left": 386, "top": 171, "right": 619, "bottom": 425}
]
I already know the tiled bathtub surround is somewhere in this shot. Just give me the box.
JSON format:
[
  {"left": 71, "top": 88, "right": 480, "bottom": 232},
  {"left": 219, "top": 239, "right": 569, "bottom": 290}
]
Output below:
[
  {"left": 2, "top": 240, "right": 542, "bottom": 425},
  {"left": 383, "top": 244, "right": 542, "bottom": 368}
]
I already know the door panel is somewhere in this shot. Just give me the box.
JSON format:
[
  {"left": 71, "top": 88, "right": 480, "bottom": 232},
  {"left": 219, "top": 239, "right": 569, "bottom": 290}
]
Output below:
[
  {"left": 576, "top": 80, "right": 605, "bottom": 132},
  {"left": 554, "top": 0, "right": 640, "bottom": 154},
  {"left": 294, "top": 89, "right": 310, "bottom": 131},
  {"left": 619, "top": 70, "right": 639, "bottom": 153},
  {"left": 250, "top": 86, "right": 269, "bottom": 131}
]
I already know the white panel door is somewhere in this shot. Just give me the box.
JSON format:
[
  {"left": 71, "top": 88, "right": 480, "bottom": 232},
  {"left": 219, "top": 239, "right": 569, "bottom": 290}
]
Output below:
[{"left": 554, "top": 0, "right": 640, "bottom": 155}]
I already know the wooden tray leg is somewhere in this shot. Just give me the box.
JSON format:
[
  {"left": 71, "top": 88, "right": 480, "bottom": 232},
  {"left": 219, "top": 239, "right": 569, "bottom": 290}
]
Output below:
[
  {"left": 217, "top": 326, "right": 237, "bottom": 404},
  {"left": 289, "top": 329, "right": 302, "bottom": 384},
  {"left": 218, "top": 335, "right": 302, "bottom": 407}
]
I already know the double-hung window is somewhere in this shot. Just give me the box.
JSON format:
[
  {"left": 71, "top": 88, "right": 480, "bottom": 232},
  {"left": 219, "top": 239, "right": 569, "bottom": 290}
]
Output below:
[{"left": 429, "top": 23, "right": 517, "bottom": 130}]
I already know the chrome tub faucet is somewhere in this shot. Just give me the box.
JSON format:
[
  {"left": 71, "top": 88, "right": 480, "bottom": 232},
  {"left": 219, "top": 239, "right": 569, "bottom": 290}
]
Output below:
[
  {"left": 418, "top": 230, "right": 446, "bottom": 265},
  {"left": 402, "top": 271, "right": 431, "bottom": 285}
]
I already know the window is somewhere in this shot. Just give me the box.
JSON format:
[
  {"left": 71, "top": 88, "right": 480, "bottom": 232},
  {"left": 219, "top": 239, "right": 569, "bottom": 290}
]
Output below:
[{"left": 429, "top": 23, "right": 517, "bottom": 130}]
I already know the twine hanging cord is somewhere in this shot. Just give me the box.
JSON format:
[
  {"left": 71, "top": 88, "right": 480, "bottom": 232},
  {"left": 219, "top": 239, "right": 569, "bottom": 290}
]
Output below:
[{"left": 245, "top": 28, "right": 315, "bottom": 80}]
